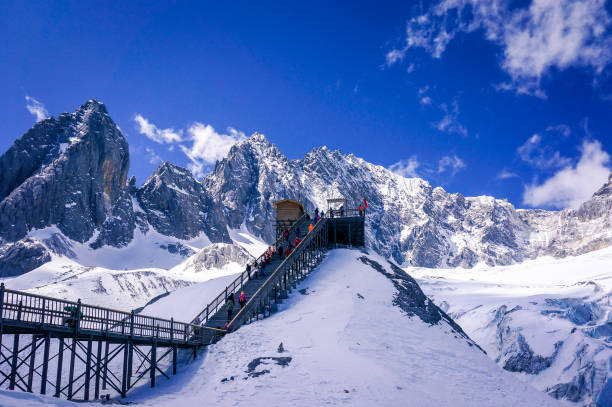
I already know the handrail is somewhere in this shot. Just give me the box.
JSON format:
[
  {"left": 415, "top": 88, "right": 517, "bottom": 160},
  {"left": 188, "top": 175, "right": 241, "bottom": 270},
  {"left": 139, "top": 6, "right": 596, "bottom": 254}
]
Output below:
[
  {"left": 228, "top": 217, "right": 328, "bottom": 329},
  {"left": 0, "top": 284, "right": 224, "bottom": 346},
  {"left": 324, "top": 208, "right": 364, "bottom": 218},
  {"left": 191, "top": 213, "right": 310, "bottom": 325}
]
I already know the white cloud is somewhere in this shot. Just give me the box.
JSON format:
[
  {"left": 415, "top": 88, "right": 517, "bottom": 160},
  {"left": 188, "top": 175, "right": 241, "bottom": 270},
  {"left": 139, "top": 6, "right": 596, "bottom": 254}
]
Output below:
[
  {"left": 145, "top": 147, "right": 162, "bottom": 165},
  {"left": 133, "top": 114, "right": 183, "bottom": 144},
  {"left": 385, "top": 49, "right": 406, "bottom": 66},
  {"left": 433, "top": 101, "right": 468, "bottom": 137},
  {"left": 133, "top": 114, "right": 245, "bottom": 178},
  {"left": 497, "top": 168, "right": 520, "bottom": 180},
  {"left": 25, "top": 96, "right": 49, "bottom": 122},
  {"left": 438, "top": 154, "right": 466, "bottom": 175},
  {"left": 517, "top": 133, "right": 571, "bottom": 169},
  {"left": 387, "top": 0, "right": 612, "bottom": 96},
  {"left": 523, "top": 139, "right": 611, "bottom": 209},
  {"left": 389, "top": 156, "right": 420, "bottom": 178},
  {"left": 180, "top": 123, "right": 246, "bottom": 179},
  {"left": 546, "top": 124, "right": 571, "bottom": 138},
  {"left": 420, "top": 96, "right": 433, "bottom": 105}
]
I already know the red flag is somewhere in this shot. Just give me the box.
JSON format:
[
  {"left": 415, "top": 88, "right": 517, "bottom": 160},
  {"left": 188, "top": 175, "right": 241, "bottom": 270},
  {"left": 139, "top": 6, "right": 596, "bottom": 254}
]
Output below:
[{"left": 363, "top": 197, "right": 368, "bottom": 208}]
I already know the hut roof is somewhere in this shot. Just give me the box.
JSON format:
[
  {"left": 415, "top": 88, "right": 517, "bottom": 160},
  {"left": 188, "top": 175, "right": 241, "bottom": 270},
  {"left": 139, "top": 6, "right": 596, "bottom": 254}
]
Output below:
[{"left": 273, "top": 199, "right": 304, "bottom": 212}]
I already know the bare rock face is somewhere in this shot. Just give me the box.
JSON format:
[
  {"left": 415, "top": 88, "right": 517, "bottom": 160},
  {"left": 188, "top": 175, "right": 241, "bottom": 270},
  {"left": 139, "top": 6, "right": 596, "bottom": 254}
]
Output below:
[
  {"left": 176, "top": 243, "right": 254, "bottom": 273},
  {"left": 0, "top": 238, "right": 51, "bottom": 278},
  {"left": 0, "top": 100, "right": 129, "bottom": 244},
  {"left": 137, "top": 162, "right": 230, "bottom": 243}
]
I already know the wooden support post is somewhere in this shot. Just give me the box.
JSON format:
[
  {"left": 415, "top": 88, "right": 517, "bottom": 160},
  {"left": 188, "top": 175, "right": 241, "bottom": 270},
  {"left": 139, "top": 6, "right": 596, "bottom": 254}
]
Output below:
[
  {"left": 27, "top": 336, "right": 37, "bottom": 392},
  {"left": 121, "top": 341, "right": 129, "bottom": 398},
  {"left": 9, "top": 333, "right": 20, "bottom": 390},
  {"left": 95, "top": 340, "right": 102, "bottom": 400},
  {"left": 0, "top": 284, "right": 4, "bottom": 354},
  {"left": 129, "top": 311, "right": 134, "bottom": 337},
  {"left": 102, "top": 341, "right": 109, "bottom": 390},
  {"left": 172, "top": 346, "right": 177, "bottom": 375},
  {"left": 75, "top": 299, "right": 82, "bottom": 336},
  {"left": 84, "top": 337, "right": 92, "bottom": 401},
  {"left": 40, "top": 298, "right": 46, "bottom": 326},
  {"left": 9, "top": 301, "right": 22, "bottom": 390},
  {"left": 67, "top": 339, "right": 77, "bottom": 400},
  {"left": 40, "top": 333, "right": 50, "bottom": 395},
  {"left": 150, "top": 342, "right": 157, "bottom": 388},
  {"left": 127, "top": 340, "right": 133, "bottom": 390},
  {"left": 54, "top": 338, "right": 64, "bottom": 397}
]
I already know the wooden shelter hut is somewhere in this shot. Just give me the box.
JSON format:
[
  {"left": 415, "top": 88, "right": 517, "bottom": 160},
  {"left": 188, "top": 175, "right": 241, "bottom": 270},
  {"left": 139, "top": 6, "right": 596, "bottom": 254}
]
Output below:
[{"left": 273, "top": 199, "right": 305, "bottom": 239}]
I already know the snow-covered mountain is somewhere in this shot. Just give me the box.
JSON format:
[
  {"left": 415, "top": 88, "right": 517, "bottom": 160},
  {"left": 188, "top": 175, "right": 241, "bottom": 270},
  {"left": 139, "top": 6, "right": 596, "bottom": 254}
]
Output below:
[
  {"left": 205, "top": 134, "right": 612, "bottom": 268},
  {"left": 412, "top": 246, "right": 612, "bottom": 407},
  {"left": 1, "top": 100, "right": 611, "bottom": 276}
]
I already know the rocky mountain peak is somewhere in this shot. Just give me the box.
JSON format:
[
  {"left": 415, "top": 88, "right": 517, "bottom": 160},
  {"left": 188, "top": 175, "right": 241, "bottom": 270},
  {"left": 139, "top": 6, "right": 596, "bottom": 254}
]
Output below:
[
  {"left": 0, "top": 99, "right": 129, "bottom": 244},
  {"left": 151, "top": 161, "right": 193, "bottom": 180},
  {"left": 593, "top": 173, "right": 612, "bottom": 197}
]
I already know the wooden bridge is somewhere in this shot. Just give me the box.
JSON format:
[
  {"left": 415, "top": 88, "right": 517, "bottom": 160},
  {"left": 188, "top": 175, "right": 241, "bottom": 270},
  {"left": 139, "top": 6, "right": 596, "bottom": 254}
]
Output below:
[{"left": 0, "top": 208, "right": 365, "bottom": 401}]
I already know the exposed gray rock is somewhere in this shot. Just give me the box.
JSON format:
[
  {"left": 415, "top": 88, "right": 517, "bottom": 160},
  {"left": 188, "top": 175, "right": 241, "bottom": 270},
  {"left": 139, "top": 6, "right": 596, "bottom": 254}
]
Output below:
[
  {"left": 358, "top": 255, "right": 483, "bottom": 352},
  {"left": 0, "top": 238, "right": 51, "bottom": 277},
  {"left": 159, "top": 242, "right": 195, "bottom": 257},
  {"left": 137, "top": 162, "right": 229, "bottom": 242},
  {"left": 42, "top": 232, "right": 76, "bottom": 258},
  {"left": 0, "top": 100, "right": 129, "bottom": 244},
  {"left": 503, "top": 334, "right": 562, "bottom": 374},
  {"left": 175, "top": 243, "right": 253, "bottom": 273},
  {"left": 547, "top": 359, "right": 608, "bottom": 404}
]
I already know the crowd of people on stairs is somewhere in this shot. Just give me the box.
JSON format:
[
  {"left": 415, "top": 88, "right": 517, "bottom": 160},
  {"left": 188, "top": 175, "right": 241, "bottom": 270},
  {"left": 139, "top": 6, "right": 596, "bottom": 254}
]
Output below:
[{"left": 219, "top": 200, "right": 368, "bottom": 332}]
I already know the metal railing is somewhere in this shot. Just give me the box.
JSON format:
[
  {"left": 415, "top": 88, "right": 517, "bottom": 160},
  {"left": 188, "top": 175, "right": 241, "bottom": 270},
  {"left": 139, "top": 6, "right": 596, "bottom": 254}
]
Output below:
[
  {"left": 228, "top": 217, "right": 328, "bottom": 330},
  {"left": 191, "top": 213, "right": 309, "bottom": 325},
  {"left": 325, "top": 208, "right": 365, "bottom": 218},
  {"left": 0, "top": 284, "right": 224, "bottom": 346}
]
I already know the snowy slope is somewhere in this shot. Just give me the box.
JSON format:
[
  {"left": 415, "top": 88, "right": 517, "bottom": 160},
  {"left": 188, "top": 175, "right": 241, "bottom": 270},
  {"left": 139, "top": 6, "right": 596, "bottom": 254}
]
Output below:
[
  {"left": 0, "top": 250, "right": 568, "bottom": 407},
  {"left": 411, "top": 246, "right": 612, "bottom": 406},
  {"left": 135, "top": 250, "right": 564, "bottom": 406},
  {"left": 0, "top": 242, "right": 251, "bottom": 312}
]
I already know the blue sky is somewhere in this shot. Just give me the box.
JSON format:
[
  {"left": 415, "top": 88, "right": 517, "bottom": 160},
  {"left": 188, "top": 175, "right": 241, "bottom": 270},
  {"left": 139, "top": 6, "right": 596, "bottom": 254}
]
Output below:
[{"left": 1, "top": 0, "right": 611, "bottom": 209}]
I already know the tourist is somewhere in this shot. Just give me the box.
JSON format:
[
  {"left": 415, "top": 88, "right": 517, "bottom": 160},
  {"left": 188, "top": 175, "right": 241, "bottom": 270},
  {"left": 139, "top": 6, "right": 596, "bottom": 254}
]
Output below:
[
  {"left": 226, "top": 293, "right": 235, "bottom": 321},
  {"left": 239, "top": 291, "right": 247, "bottom": 309}
]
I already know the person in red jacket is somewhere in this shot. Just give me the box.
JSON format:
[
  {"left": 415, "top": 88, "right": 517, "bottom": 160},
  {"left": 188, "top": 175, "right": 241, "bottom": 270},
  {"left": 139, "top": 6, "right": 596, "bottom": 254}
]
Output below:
[{"left": 294, "top": 237, "right": 301, "bottom": 247}]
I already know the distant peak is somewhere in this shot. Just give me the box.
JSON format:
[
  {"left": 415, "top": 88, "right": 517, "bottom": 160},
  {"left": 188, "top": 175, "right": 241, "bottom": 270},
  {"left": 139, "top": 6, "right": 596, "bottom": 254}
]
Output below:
[
  {"left": 155, "top": 161, "right": 191, "bottom": 175},
  {"left": 77, "top": 99, "right": 108, "bottom": 115},
  {"left": 247, "top": 132, "right": 270, "bottom": 144},
  {"left": 593, "top": 172, "right": 612, "bottom": 197}
]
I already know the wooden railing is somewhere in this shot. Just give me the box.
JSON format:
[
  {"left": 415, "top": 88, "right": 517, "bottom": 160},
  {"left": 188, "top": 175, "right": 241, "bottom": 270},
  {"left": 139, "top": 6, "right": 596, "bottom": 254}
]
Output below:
[
  {"left": 325, "top": 208, "right": 365, "bottom": 218},
  {"left": 191, "top": 213, "right": 309, "bottom": 326},
  {"left": 0, "top": 285, "right": 224, "bottom": 346},
  {"left": 228, "top": 217, "right": 328, "bottom": 330}
]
